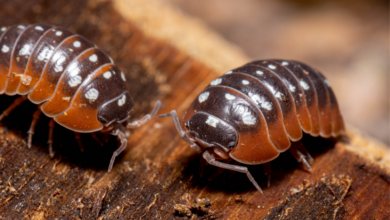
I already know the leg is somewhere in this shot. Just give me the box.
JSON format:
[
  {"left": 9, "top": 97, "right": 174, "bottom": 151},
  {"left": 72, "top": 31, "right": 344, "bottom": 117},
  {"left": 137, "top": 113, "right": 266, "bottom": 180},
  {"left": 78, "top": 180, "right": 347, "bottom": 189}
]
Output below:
[
  {"left": 289, "top": 142, "right": 312, "bottom": 172},
  {"left": 107, "top": 129, "right": 127, "bottom": 172},
  {"left": 127, "top": 100, "right": 162, "bottom": 129},
  {"left": 0, "top": 96, "right": 27, "bottom": 121},
  {"left": 27, "top": 109, "right": 41, "bottom": 149},
  {"left": 158, "top": 110, "right": 201, "bottom": 152},
  {"left": 296, "top": 142, "right": 313, "bottom": 164},
  {"left": 203, "top": 151, "right": 263, "bottom": 194},
  {"left": 74, "top": 132, "right": 84, "bottom": 152},
  {"left": 90, "top": 132, "right": 104, "bottom": 146},
  {"left": 48, "top": 119, "right": 55, "bottom": 157},
  {"left": 264, "top": 162, "right": 272, "bottom": 188}
]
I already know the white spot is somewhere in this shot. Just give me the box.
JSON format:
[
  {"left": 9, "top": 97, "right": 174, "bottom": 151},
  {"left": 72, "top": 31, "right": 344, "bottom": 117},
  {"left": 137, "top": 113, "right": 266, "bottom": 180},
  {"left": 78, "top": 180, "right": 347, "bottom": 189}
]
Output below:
[
  {"left": 68, "top": 75, "right": 82, "bottom": 87},
  {"left": 118, "top": 95, "right": 126, "bottom": 106},
  {"left": 225, "top": 93, "right": 236, "bottom": 100},
  {"left": 73, "top": 41, "right": 81, "bottom": 48},
  {"left": 224, "top": 70, "right": 233, "bottom": 75},
  {"left": 18, "top": 25, "right": 25, "bottom": 29},
  {"left": 198, "top": 91, "right": 209, "bottom": 103},
  {"left": 35, "top": 26, "right": 44, "bottom": 31},
  {"left": 300, "top": 80, "right": 310, "bottom": 90},
  {"left": 324, "top": 79, "right": 331, "bottom": 87},
  {"left": 55, "top": 31, "right": 62, "bottom": 36},
  {"left": 249, "top": 93, "right": 272, "bottom": 111},
  {"left": 210, "top": 78, "right": 222, "bottom": 86},
  {"left": 85, "top": 88, "right": 99, "bottom": 101},
  {"left": 205, "top": 115, "right": 219, "bottom": 128},
  {"left": 103, "top": 71, "right": 112, "bottom": 79},
  {"left": 268, "top": 64, "right": 276, "bottom": 70},
  {"left": 242, "top": 113, "right": 256, "bottom": 125},
  {"left": 264, "top": 83, "right": 276, "bottom": 94},
  {"left": 37, "top": 47, "right": 53, "bottom": 61},
  {"left": 281, "top": 61, "right": 289, "bottom": 66},
  {"left": 54, "top": 54, "right": 66, "bottom": 72},
  {"left": 275, "top": 92, "right": 284, "bottom": 100},
  {"left": 1, "top": 27, "right": 6, "bottom": 31},
  {"left": 121, "top": 72, "right": 126, "bottom": 81},
  {"left": 256, "top": 70, "right": 263, "bottom": 75},
  {"left": 1, "top": 45, "right": 9, "bottom": 53},
  {"left": 289, "top": 84, "right": 296, "bottom": 92},
  {"left": 242, "top": 80, "right": 249, "bottom": 85},
  {"left": 19, "top": 44, "right": 31, "bottom": 55},
  {"left": 89, "top": 54, "right": 98, "bottom": 62}
]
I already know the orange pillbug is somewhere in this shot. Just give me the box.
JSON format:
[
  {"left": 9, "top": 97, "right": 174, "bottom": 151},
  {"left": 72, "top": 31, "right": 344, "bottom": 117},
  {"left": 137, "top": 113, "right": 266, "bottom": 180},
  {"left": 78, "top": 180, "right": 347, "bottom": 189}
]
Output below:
[
  {"left": 160, "top": 59, "right": 345, "bottom": 193},
  {"left": 0, "top": 24, "right": 162, "bottom": 171}
]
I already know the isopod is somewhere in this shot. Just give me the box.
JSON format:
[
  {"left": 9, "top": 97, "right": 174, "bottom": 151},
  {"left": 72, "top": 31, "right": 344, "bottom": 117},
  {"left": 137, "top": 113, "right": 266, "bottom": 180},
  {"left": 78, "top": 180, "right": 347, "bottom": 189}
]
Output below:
[
  {"left": 160, "top": 59, "right": 345, "bottom": 193},
  {"left": 0, "top": 24, "right": 162, "bottom": 171}
]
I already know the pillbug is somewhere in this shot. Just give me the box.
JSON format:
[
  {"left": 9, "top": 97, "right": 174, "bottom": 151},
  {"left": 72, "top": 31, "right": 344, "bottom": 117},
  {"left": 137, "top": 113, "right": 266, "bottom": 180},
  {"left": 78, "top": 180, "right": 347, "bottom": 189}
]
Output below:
[
  {"left": 160, "top": 59, "right": 345, "bottom": 193},
  {"left": 0, "top": 24, "right": 162, "bottom": 171}
]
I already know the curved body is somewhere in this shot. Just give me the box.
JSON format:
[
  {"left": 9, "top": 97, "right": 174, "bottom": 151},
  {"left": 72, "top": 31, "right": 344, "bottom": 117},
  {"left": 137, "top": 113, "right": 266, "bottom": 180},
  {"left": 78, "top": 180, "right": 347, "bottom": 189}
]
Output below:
[
  {"left": 184, "top": 60, "right": 345, "bottom": 165},
  {"left": 0, "top": 24, "right": 133, "bottom": 133}
]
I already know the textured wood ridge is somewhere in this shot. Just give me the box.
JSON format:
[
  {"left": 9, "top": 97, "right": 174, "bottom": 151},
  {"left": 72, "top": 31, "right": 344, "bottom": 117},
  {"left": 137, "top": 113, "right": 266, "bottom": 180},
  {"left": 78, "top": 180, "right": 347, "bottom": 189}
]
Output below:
[{"left": 0, "top": 0, "right": 389, "bottom": 219}]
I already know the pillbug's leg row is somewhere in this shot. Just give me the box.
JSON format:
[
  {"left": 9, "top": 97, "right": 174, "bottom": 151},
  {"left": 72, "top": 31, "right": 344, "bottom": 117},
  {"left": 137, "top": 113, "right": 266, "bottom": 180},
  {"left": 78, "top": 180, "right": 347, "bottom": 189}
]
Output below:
[
  {"left": 264, "top": 162, "right": 272, "bottom": 188},
  {"left": 74, "top": 133, "right": 84, "bottom": 153},
  {"left": 158, "top": 110, "right": 201, "bottom": 152},
  {"left": 48, "top": 119, "right": 55, "bottom": 158},
  {"left": 0, "top": 96, "right": 27, "bottom": 121},
  {"left": 108, "top": 129, "right": 127, "bottom": 172},
  {"left": 202, "top": 151, "right": 263, "bottom": 194},
  {"left": 296, "top": 143, "right": 313, "bottom": 164},
  {"left": 289, "top": 142, "right": 312, "bottom": 172},
  {"left": 91, "top": 133, "right": 104, "bottom": 146},
  {"left": 27, "top": 109, "right": 42, "bottom": 149},
  {"left": 127, "top": 100, "right": 163, "bottom": 129}
]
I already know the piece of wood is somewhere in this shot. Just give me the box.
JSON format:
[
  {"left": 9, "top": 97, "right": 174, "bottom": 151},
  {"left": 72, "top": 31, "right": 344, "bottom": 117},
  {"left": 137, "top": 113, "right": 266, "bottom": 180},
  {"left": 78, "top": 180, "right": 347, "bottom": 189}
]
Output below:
[{"left": 0, "top": 0, "right": 389, "bottom": 219}]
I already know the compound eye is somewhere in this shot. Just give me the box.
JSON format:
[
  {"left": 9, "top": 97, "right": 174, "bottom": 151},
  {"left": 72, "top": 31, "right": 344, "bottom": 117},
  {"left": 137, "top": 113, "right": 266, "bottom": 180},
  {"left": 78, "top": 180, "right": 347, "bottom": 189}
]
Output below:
[
  {"left": 185, "top": 121, "right": 189, "bottom": 129},
  {"left": 99, "top": 116, "right": 108, "bottom": 124},
  {"left": 228, "top": 142, "right": 236, "bottom": 149}
]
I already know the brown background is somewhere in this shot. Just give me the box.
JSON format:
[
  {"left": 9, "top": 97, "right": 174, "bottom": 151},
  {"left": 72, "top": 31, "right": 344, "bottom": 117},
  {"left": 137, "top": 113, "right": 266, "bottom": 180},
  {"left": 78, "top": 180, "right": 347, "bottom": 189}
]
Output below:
[{"left": 167, "top": 0, "right": 390, "bottom": 145}]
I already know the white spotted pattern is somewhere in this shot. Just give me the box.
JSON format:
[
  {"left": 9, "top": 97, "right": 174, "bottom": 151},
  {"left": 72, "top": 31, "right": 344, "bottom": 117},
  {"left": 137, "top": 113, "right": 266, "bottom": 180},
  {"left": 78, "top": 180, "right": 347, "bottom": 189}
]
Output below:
[
  {"left": 103, "top": 71, "right": 112, "bottom": 79},
  {"left": 89, "top": 54, "right": 98, "bottom": 62},
  {"left": 224, "top": 70, "right": 233, "bottom": 75},
  {"left": 118, "top": 95, "right": 126, "bottom": 106},
  {"left": 210, "top": 78, "right": 222, "bottom": 86},
  {"left": 268, "top": 64, "right": 276, "bottom": 69},
  {"left": 289, "top": 84, "right": 296, "bottom": 92},
  {"left": 242, "top": 80, "right": 249, "bottom": 85},
  {"left": 73, "top": 41, "right": 81, "bottom": 48},
  {"left": 68, "top": 75, "right": 82, "bottom": 87},
  {"left": 250, "top": 93, "right": 272, "bottom": 111},
  {"left": 55, "top": 31, "right": 62, "bottom": 36},
  {"left": 85, "top": 88, "right": 99, "bottom": 101},
  {"left": 281, "top": 61, "right": 289, "bottom": 66},
  {"left": 37, "top": 47, "right": 53, "bottom": 61},
  {"left": 225, "top": 93, "right": 236, "bottom": 100},
  {"left": 53, "top": 54, "right": 66, "bottom": 72},
  {"left": 121, "top": 72, "right": 126, "bottom": 81},
  {"left": 256, "top": 70, "right": 263, "bottom": 75},
  {"left": 19, "top": 44, "right": 31, "bottom": 56},
  {"left": 205, "top": 115, "right": 219, "bottom": 128},
  {"left": 300, "top": 80, "right": 310, "bottom": 90},
  {"left": 1, "top": 27, "right": 6, "bottom": 31},
  {"left": 242, "top": 112, "right": 256, "bottom": 125},
  {"left": 198, "top": 91, "right": 209, "bottom": 103},
  {"left": 1, "top": 45, "right": 9, "bottom": 53},
  {"left": 35, "top": 26, "right": 44, "bottom": 31},
  {"left": 18, "top": 25, "right": 25, "bottom": 29}
]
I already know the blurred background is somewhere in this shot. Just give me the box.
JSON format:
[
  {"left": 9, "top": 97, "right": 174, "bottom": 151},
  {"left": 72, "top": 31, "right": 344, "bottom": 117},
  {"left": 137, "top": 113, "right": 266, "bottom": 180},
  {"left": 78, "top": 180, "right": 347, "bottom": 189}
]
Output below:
[{"left": 167, "top": 0, "right": 389, "bottom": 145}]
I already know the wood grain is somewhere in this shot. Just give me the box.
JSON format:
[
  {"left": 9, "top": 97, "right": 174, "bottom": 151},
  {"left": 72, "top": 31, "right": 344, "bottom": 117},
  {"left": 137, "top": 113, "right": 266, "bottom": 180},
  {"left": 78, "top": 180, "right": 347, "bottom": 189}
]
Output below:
[{"left": 0, "top": 0, "right": 388, "bottom": 219}]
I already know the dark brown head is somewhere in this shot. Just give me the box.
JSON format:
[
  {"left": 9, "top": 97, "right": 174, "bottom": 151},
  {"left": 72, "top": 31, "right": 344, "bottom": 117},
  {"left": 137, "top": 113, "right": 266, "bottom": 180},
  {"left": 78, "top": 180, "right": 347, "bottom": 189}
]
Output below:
[
  {"left": 185, "top": 111, "right": 238, "bottom": 159},
  {"left": 98, "top": 92, "right": 134, "bottom": 127}
]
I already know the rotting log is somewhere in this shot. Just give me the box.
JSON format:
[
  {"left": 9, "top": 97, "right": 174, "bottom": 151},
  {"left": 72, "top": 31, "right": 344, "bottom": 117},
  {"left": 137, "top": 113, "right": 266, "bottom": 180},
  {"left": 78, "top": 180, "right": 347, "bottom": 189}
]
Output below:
[{"left": 0, "top": 0, "right": 389, "bottom": 219}]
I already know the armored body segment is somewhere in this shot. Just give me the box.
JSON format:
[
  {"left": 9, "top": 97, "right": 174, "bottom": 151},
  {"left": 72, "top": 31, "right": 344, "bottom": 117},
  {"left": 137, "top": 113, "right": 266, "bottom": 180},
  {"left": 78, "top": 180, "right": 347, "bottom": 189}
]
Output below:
[
  {"left": 28, "top": 35, "right": 94, "bottom": 102},
  {"left": 209, "top": 73, "right": 290, "bottom": 151},
  {"left": 17, "top": 27, "right": 74, "bottom": 94},
  {"left": 250, "top": 60, "right": 312, "bottom": 133},
  {"left": 41, "top": 48, "right": 112, "bottom": 117},
  {"left": 54, "top": 64, "right": 130, "bottom": 132},
  {"left": 231, "top": 65, "right": 302, "bottom": 141},
  {"left": 0, "top": 25, "right": 26, "bottom": 93},
  {"left": 184, "top": 86, "right": 279, "bottom": 164}
]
